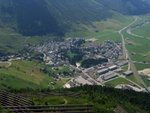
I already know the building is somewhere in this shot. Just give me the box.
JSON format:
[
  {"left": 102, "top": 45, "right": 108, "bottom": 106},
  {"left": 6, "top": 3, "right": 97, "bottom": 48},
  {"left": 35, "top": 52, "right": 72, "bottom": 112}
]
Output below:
[
  {"left": 102, "top": 72, "right": 119, "bottom": 81},
  {"left": 108, "top": 65, "right": 117, "bottom": 71},
  {"left": 97, "top": 68, "right": 109, "bottom": 75},
  {"left": 117, "top": 61, "right": 128, "bottom": 66},
  {"left": 147, "top": 78, "right": 150, "bottom": 81},
  {"left": 123, "top": 70, "right": 133, "bottom": 76},
  {"left": 114, "top": 68, "right": 122, "bottom": 73}
]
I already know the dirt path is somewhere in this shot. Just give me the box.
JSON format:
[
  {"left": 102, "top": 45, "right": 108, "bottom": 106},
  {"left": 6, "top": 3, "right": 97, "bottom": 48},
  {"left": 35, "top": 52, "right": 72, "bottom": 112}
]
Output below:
[
  {"left": 0, "top": 61, "right": 11, "bottom": 68},
  {"left": 61, "top": 97, "right": 68, "bottom": 105}
]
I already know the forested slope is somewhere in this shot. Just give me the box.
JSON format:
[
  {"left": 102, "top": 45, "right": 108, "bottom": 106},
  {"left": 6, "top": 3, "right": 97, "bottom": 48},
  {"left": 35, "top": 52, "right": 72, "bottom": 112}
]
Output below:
[{"left": 0, "top": 0, "right": 111, "bottom": 36}]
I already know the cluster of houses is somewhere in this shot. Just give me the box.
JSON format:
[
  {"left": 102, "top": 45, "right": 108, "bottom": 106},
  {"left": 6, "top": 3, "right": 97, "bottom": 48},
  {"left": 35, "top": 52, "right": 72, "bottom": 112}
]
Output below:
[{"left": 35, "top": 38, "right": 122, "bottom": 68}]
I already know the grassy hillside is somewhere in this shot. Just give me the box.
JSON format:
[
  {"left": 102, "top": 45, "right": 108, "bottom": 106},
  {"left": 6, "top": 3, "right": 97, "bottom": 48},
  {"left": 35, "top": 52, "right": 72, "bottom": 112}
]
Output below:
[{"left": 0, "top": 60, "right": 53, "bottom": 89}]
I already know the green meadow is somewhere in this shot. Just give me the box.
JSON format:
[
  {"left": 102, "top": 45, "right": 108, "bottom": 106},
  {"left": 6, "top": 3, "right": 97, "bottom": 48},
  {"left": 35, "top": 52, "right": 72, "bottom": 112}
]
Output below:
[{"left": 105, "top": 77, "right": 131, "bottom": 87}]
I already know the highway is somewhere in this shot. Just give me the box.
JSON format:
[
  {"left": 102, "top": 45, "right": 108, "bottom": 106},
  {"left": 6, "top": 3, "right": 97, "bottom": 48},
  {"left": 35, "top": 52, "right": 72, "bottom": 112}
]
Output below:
[
  {"left": 127, "top": 51, "right": 150, "bottom": 92},
  {"left": 118, "top": 16, "right": 138, "bottom": 59},
  {"left": 119, "top": 16, "right": 150, "bottom": 93}
]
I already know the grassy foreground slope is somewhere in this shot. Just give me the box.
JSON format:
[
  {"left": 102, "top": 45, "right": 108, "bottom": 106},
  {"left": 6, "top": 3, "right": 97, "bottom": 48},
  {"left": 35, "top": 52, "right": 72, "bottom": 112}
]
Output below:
[
  {"left": 0, "top": 60, "right": 53, "bottom": 89},
  {"left": 9, "top": 85, "right": 150, "bottom": 113},
  {"left": 0, "top": 59, "right": 73, "bottom": 90}
]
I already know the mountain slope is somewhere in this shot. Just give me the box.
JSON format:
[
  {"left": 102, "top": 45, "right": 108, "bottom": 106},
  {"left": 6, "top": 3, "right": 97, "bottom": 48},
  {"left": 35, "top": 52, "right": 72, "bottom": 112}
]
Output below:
[
  {"left": 96, "top": 0, "right": 150, "bottom": 15},
  {"left": 0, "top": 0, "right": 150, "bottom": 36},
  {"left": 0, "top": 0, "right": 112, "bottom": 36}
]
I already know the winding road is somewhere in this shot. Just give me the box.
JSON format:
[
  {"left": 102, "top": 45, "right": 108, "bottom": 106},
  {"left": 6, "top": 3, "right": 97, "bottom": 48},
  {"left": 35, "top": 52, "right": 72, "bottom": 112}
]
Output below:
[
  {"left": 0, "top": 61, "right": 11, "bottom": 68},
  {"left": 126, "top": 21, "right": 150, "bottom": 40},
  {"left": 118, "top": 16, "right": 138, "bottom": 59}
]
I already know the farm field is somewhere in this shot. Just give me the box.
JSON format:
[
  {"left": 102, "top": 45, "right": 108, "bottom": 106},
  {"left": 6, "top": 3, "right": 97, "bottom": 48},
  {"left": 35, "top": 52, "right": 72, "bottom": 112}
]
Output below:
[{"left": 132, "top": 24, "right": 150, "bottom": 37}]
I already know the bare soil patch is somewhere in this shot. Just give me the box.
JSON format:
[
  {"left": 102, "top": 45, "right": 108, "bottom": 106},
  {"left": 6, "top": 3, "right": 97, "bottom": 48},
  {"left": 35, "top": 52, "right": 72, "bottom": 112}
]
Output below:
[{"left": 139, "top": 68, "right": 150, "bottom": 76}]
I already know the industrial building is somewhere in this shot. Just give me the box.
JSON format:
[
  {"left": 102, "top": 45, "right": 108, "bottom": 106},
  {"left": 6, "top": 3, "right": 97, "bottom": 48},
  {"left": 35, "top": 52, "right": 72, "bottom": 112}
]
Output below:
[
  {"left": 117, "top": 61, "right": 128, "bottom": 66},
  {"left": 97, "top": 68, "right": 109, "bottom": 75},
  {"left": 102, "top": 72, "right": 119, "bottom": 81},
  {"left": 123, "top": 70, "right": 133, "bottom": 76},
  {"left": 108, "top": 65, "right": 117, "bottom": 71}
]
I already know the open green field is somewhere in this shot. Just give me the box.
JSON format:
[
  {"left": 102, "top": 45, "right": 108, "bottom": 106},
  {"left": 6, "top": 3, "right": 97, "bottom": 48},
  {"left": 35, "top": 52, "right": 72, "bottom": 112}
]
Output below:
[
  {"left": 124, "top": 34, "right": 150, "bottom": 54},
  {"left": 105, "top": 77, "right": 131, "bottom": 87},
  {"left": 130, "top": 54, "right": 150, "bottom": 62},
  {"left": 140, "top": 75, "right": 150, "bottom": 87},
  {"left": 134, "top": 63, "right": 150, "bottom": 71}
]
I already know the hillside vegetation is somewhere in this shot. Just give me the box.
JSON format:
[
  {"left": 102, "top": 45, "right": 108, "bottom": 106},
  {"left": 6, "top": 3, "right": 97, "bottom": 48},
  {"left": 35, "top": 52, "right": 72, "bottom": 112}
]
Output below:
[{"left": 9, "top": 85, "right": 150, "bottom": 113}]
